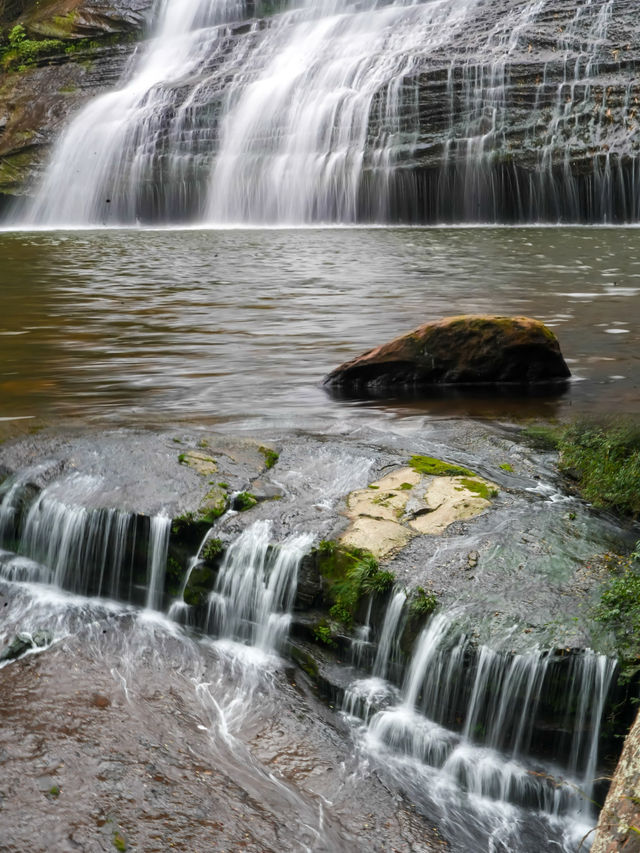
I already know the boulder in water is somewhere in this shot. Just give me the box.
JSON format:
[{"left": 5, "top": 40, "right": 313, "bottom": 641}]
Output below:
[{"left": 324, "top": 315, "right": 570, "bottom": 395}]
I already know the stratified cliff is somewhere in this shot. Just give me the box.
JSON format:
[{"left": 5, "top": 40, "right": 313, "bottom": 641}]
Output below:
[{"left": 1, "top": 0, "right": 638, "bottom": 222}]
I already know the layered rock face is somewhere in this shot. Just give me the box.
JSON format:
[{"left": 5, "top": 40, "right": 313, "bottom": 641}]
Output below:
[{"left": 0, "top": 0, "right": 638, "bottom": 222}]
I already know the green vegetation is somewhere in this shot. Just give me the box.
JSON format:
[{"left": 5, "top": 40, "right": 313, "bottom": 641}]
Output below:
[
  {"left": 1, "top": 24, "right": 65, "bottom": 70},
  {"left": 313, "top": 541, "right": 395, "bottom": 628},
  {"left": 409, "top": 586, "right": 438, "bottom": 618},
  {"left": 594, "top": 547, "right": 640, "bottom": 682},
  {"left": 399, "top": 482, "right": 414, "bottom": 490},
  {"left": 312, "top": 621, "right": 335, "bottom": 646},
  {"left": 408, "top": 454, "right": 475, "bottom": 478},
  {"left": 457, "top": 477, "right": 499, "bottom": 500},
  {"left": 177, "top": 453, "right": 187, "bottom": 464},
  {"left": 259, "top": 446, "right": 279, "bottom": 469},
  {"left": 112, "top": 832, "right": 127, "bottom": 852},
  {"left": 164, "top": 555, "right": 184, "bottom": 598},
  {"left": 499, "top": 463, "right": 514, "bottom": 472},
  {"left": 233, "top": 491, "right": 258, "bottom": 512},
  {"left": 201, "top": 537, "right": 223, "bottom": 563},
  {"left": 557, "top": 419, "right": 640, "bottom": 518},
  {"left": 522, "top": 424, "right": 561, "bottom": 451},
  {"left": 183, "top": 564, "right": 215, "bottom": 607},
  {"left": 48, "top": 784, "right": 60, "bottom": 797}
]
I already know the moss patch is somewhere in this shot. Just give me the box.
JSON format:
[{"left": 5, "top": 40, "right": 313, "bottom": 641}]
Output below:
[
  {"left": 233, "top": 492, "right": 257, "bottom": 512},
  {"left": 259, "top": 445, "right": 279, "bottom": 469},
  {"left": 457, "top": 477, "right": 499, "bottom": 500},
  {"left": 408, "top": 455, "right": 475, "bottom": 478}
]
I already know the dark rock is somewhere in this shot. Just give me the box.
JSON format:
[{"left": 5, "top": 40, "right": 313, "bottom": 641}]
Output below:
[
  {"left": 324, "top": 315, "right": 570, "bottom": 396},
  {"left": 295, "top": 553, "right": 323, "bottom": 609},
  {"left": 0, "top": 632, "right": 34, "bottom": 662}
]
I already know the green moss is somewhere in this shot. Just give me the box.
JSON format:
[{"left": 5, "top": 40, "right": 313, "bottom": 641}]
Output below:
[
  {"left": 410, "top": 586, "right": 438, "bottom": 618},
  {"left": 233, "top": 492, "right": 257, "bottom": 512},
  {"left": 399, "top": 482, "right": 414, "bottom": 490},
  {"left": 48, "top": 785, "right": 60, "bottom": 797},
  {"left": 164, "top": 556, "right": 184, "bottom": 598},
  {"left": 59, "top": 82, "right": 77, "bottom": 93},
  {"left": 259, "top": 446, "right": 279, "bottom": 469},
  {"left": 218, "top": 482, "right": 229, "bottom": 489},
  {"left": 457, "top": 477, "right": 498, "bottom": 500},
  {"left": 313, "top": 542, "right": 394, "bottom": 628},
  {"left": 178, "top": 453, "right": 187, "bottom": 464},
  {"left": 183, "top": 565, "right": 214, "bottom": 607},
  {"left": 291, "top": 645, "right": 319, "bottom": 679},
  {"left": 499, "top": 463, "right": 514, "bottom": 472},
  {"left": 1, "top": 25, "right": 65, "bottom": 70},
  {"left": 367, "top": 484, "right": 379, "bottom": 490},
  {"left": 201, "top": 537, "right": 223, "bottom": 563},
  {"left": 112, "top": 833, "right": 127, "bottom": 852},
  {"left": 409, "top": 455, "right": 475, "bottom": 478}
]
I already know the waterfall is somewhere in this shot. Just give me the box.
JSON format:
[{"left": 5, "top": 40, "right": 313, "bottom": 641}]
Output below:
[
  {"left": 20, "top": 0, "right": 640, "bottom": 225},
  {"left": 339, "top": 599, "right": 617, "bottom": 850},
  {"left": 145, "top": 514, "right": 171, "bottom": 611},
  {"left": 0, "top": 473, "right": 172, "bottom": 605},
  {"left": 206, "top": 520, "right": 313, "bottom": 652},
  {"left": 372, "top": 589, "right": 406, "bottom": 679}
]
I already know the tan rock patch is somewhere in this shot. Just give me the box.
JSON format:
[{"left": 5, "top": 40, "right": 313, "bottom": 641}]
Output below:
[
  {"left": 181, "top": 450, "right": 218, "bottom": 476},
  {"left": 340, "top": 466, "right": 495, "bottom": 559}
]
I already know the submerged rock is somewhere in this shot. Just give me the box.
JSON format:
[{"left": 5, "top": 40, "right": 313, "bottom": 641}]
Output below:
[
  {"left": 0, "top": 629, "right": 52, "bottom": 662},
  {"left": 324, "top": 315, "right": 570, "bottom": 396}
]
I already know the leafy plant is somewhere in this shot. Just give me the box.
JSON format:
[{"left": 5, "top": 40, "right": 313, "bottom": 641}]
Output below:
[
  {"left": 233, "top": 491, "right": 258, "bottom": 512},
  {"left": 410, "top": 586, "right": 438, "bottom": 618},
  {"left": 201, "top": 537, "right": 223, "bottom": 563}
]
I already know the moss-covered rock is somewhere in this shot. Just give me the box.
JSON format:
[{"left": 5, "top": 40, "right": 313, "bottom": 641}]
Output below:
[{"left": 324, "top": 315, "right": 570, "bottom": 395}]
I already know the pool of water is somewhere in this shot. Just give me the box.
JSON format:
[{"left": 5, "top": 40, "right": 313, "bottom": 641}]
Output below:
[{"left": 1, "top": 226, "right": 638, "bottom": 427}]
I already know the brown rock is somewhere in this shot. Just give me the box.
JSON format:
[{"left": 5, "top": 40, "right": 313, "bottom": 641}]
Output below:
[{"left": 324, "top": 315, "right": 570, "bottom": 394}]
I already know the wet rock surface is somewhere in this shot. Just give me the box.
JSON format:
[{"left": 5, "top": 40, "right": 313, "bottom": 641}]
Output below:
[
  {"left": 325, "top": 315, "right": 570, "bottom": 396},
  {"left": 0, "top": 611, "right": 444, "bottom": 852}
]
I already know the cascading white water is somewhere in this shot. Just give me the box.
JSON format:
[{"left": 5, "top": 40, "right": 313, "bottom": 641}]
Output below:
[
  {"left": 20, "top": 0, "right": 640, "bottom": 225},
  {"left": 340, "top": 601, "right": 617, "bottom": 851},
  {"left": 25, "top": 0, "right": 248, "bottom": 225},
  {"left": 207, "top": 520, "right": 313, "bottom": 652},
  {"left": 0, "top": 473, "right": 173, "bottom": 605},
  {"left": 145, "top": 514, "right": 171, "bottom": 610},
  {"left": 372, "top": 589, "right": 406, "bottom": 679}
]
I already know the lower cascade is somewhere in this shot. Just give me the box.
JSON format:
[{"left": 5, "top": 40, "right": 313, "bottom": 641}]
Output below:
[
  {"left": 16, "top": 0, "right": 640, "bottom": 225},
  {"left": 0, "top": 460, "right": 625, "bottom": 851}
]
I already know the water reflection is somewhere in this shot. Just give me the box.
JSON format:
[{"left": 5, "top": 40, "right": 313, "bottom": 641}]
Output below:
[{"left": 0, "top": 227, "right": 638, "bottom": 426}]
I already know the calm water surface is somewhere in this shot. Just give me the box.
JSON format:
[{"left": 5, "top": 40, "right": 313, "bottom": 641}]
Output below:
[{"left": 1, "top": 226, "right": 638, "bottom": 427}]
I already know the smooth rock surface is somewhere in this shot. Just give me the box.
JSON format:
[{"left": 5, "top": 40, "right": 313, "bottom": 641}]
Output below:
[{"left": 325, "top": 315, "right": 570, "bottom": 395}]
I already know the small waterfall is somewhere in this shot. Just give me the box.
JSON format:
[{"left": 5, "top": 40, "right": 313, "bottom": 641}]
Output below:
[
  {"left": 145, "top": 514, "right": 171, "bottom": 611},
  {"left": 339, "top": 598, "right": 617, "bottom": 848},
  {"left": 372, "top": 589, "right": 406, "bottom": 680},
  {"left": 0, "top": 473, "right": 173, "bottom": 606},
  {"left": 15, "top": 476, "right": 136, "bottom": 599},
  {"left": 206, "top": 520, "right": 312, "bottom": 652}
]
